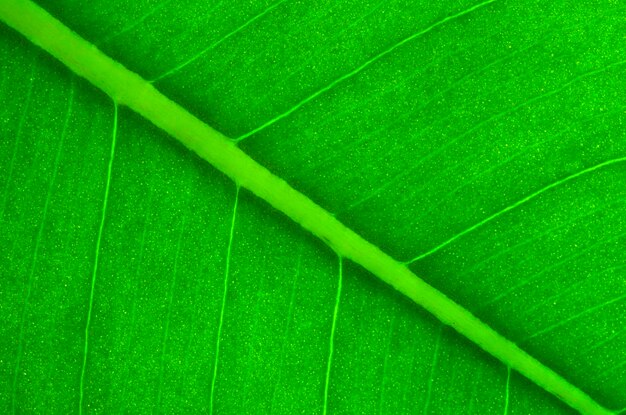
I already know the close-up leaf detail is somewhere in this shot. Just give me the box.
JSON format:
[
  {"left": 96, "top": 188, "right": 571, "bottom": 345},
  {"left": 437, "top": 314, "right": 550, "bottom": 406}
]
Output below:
[{"left": 0, "top": 0, "right": 624, "bottom": 414}]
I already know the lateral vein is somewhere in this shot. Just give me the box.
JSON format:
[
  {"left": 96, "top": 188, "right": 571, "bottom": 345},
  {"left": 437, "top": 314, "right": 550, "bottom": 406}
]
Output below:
[
  {"left": 323, "top": 256, "right": 343, "bottom": 415},
  {"left": 78, "top": 101, "right": 118, "bottom": 415},
  {"left": 209, "top": 185, "right": 239, "bottom": 415},
  {"left": 234, "top": 0, "right": 498, "bottom": 142},
  {"left": 406, "top": 157, "right": 626, "bottom": 264}
]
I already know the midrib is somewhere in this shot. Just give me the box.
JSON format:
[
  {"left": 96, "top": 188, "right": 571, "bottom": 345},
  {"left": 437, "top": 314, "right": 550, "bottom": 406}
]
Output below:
[{"left": 0, "top": 1, "right": 615, "bottom": 414}]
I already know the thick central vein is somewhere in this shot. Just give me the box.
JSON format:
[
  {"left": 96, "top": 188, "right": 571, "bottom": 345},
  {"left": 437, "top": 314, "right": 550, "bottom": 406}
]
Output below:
[{"left": 0, "top": 2, "right": 616, "bottom": 414}]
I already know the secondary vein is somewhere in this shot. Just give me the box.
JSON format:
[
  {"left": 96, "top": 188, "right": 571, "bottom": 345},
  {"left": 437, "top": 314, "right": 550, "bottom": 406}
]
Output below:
[
  {"left": 234, "top": 0, "right": 498, "bottom": 142},
  {"left": 405, "top": 156, "right": 626, "bottom": 264},
  {"left": 323, "top": 256, "right": 343, "bottom": 415},
  {"left": 504, "top": 367, "right": 511, "bottom": 415},
  {"left": 78, "top": 101, "right": 118, "bottom": 415},
  {"left": 209, "top": 185, "right": 239, "bottom": 415}
]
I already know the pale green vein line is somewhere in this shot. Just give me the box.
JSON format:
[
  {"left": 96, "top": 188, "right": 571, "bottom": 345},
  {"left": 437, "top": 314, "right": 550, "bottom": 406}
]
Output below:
[
  {"left": 155, "top": 214, "right": 187, "bottom": 412},
  {"left": 323, "top": 256, "right": 343, "bottom": 415},
  {"left": 151, "top": 0, "right": 289, "bottom": 82},
  {"left": 423, "top": 326, "right": 443, "bottom": 415},
  {"left": 1, "top": 63, "right": 36, "bottom": 219},
  {"left": 234, "top": 0, "right": 498, "bottom": 142},
  {"left": 10, "top": 81, "right": 74, "bottom": 415},
  {"left": 78, "top": 101, "right": 118, "bottom": 415},
  {"left": 209, "top": 185, "right": 239, "bottom": 415},
  {"left": 504, "top": 367, "right": 511, "bottom": 415},
  {"left": 406, "top": 157, "right": 626, "bottom": 264},
  {"left": 524, "top": 295, "right": 626, "bottom": 342}
]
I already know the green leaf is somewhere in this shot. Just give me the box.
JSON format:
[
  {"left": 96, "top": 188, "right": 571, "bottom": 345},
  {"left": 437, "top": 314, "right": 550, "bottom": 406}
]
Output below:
[{"left": 1, "top": 0, "right": 625, "bottom": 414}]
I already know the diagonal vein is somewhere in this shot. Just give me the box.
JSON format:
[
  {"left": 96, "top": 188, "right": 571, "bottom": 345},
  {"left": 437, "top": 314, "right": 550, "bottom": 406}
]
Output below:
[
  {"left": 0, "top": 1, "right": 616, "bottom": 414},
  {"left": 406, "top": 157, "right": 626, "bottom": 264},
  {"left": 151, "top": 0, "right": 289, "bottom": 83},
  {"left": 233, "top": 0, "right": 499, "bottom": 142}
]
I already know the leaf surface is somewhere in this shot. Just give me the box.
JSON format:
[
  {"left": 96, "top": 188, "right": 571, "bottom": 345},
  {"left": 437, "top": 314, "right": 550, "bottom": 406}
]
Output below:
[{"left": 1, "top": 0, "right": 625, "bottom": 414}]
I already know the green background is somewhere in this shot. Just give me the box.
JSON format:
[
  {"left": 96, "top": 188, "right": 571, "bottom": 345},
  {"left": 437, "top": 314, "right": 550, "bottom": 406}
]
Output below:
[{"left": 1, "top": 0, "right": 625, "bottom": 413}]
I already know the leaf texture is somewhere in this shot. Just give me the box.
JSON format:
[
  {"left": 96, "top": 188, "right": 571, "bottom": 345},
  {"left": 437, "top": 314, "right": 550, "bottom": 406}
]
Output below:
[{"left": 1, "top": 0, "right": 625, "bottom": 414}]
